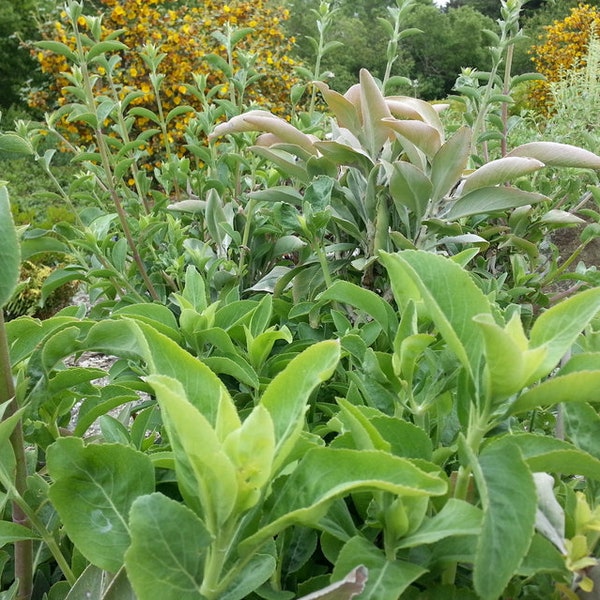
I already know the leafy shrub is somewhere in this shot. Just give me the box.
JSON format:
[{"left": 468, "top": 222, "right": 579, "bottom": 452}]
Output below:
[
  {"left": 29, "top": 0, "right": 301, "bottom": 151},
  {"left": 529, "top": 3, "right": 600, "bottom": 115}
]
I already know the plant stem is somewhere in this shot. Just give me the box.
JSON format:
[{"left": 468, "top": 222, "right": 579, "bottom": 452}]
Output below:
[{"left": 0, "top": 309, "right": 33, "bottom": 600}]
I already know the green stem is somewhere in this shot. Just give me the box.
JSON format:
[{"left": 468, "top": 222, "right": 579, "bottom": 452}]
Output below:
[
  {"left": 314, "top": 239, "right": 333, "bottom": 289},
  {"left": 72, "top": 19, "right": 160, "bottom": 301},
  {"left": 0, "top": 309, "right": 33, "bottom": 600}
]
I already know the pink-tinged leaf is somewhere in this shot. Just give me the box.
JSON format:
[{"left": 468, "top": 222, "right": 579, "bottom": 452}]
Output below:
[
  {"left": 383, "top": 117, "right": 442, "bottom": 158},
  {"left": 462, "top": 157, "right": 545, "bottom": 194},
  {"left": 343, "top": 83, "right": 362, "bottom": 107},
  {"left": 359, "top": 69, "right": 393, "bottom": 158},
  {"left": 297, "top": 566, "right": 368, "bottom": 600},
  {"left": 209, "top": 110, "right": 318, "bottom": 155},
  {"left": 386, "top": 96, "right": 445, "bottom": 135},
  {"left": 313, "top": 81, "right": 362, "bottom": 137},
  {"left": 507, "top": 142, "right": 600, "bottom": 169}
]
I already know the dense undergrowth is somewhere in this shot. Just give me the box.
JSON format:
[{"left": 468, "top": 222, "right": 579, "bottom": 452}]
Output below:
[{"left": 2, "top": 1, "right": 600, "bottom": 599}]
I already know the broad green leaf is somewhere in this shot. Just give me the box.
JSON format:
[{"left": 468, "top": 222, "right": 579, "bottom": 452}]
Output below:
[
  {"left": 509, "top": 371, "right": 600, "bottom": 415},
  {"left": 370, "top": 415, "right": 433, "bottom": 460},
  {"left": 506, "top": 433, "right": 600, "bottom": 480},
  {"left": 474, "top": 440, "right": 536, "bottom": 600},
  {"left": 430, "top": 126, "right": 471, "bottom": 202},
  {"left": 36, "top": 40, "right": 78, "bottom": 62},
  {"left": 474, "top": 314, "right": 546, "bottom": 402},
  {"left": 359, "top": 69, "right": 393, "bottom": 158},
  {"left": 47, "top": 437, "right": 155, "bottom": 573},
  {"left": 260, "top": 340, "right": 340, "bottom": 473},
  {"left": 240, "top": 447, "right": 446, "bottom": 552},
  {"left": 297, "top": 565, "right": 367, "bottom": 600},
  {"left": 125, "top": 493, "right": 211, "bottom": 600},
  {"left": 397, "top": 498, "right": 482, "bottom": 549},
  {"left": 0, "top": 522, "right": 39, "bottom": 547},
  {"left": 249, "top": 186, "right": 304, "bottom": 205},
  {"left": 218, "top": 549, "right": 277, "bottom": 600},
  {"left": 563, "top": 402, "right": 600, "bottom": 460},
  {"left": 64, "top": 565, "right": 136, "bottom": 600},
  {"left": 528, "top": 288, "right": 600, "bottom": 382},
  {"left": 165, "top": 105, "right": 195, "bottom": 124},
  {"left": 247, "top": 328, "right": 293, "bottom": 370},
  {"left": 507, "top": 142, "right": 600, "bottom": 169},
  {"left": 112, "top": 303, "right": 181, "bottom": 342},
  {"left": 461, "top": 157, "right": 545, "bottom": 194},
  {"left": 335, "top": 398, "right": 391, "bottom": 452},
  {"left": 128, "top": 107, "right": 161, "bottom": 125},
  {"left": 333, "top": 536, "right": 425, "bottom": 600},
  {"left": 447, "top": 187, "right": 547, "bottom": 220},
  {"left": 138, "top": 322, "right": 235, "bottom": 427},
  {"left": 380, "top": 250, "right": 490, "bottom": 382},
  {"left": 146, "top": 375, "right": 238, "bottom": 530},
  {"left": 389, "top": 161, "right": 432, "bottom": 224},
  {"left": 223, "top": 405, "right": 275, "bottom": 512},
  {"left": 202, "top": 355, "right": 259, "bottom": 389},
  {"left": 0, "top": 133, "right": 34, "bottom": 155},
  {"left": 0, "top": 186, "right": 20, "bottom": 307},
  {"left": 318, "top": 280, "right": 398, "bottom": 340}
]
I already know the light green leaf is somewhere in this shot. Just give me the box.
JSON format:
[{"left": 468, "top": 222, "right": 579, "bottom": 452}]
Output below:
[
  {"left": 86, "top": 40, "right": 128, "bottom": 61},
  {"left": 389, "top": 161, "right": 432, "bottom": 223},
  {"left": 202, "top": 355, "right": 259, "bottom": 389},
  {"left": 218, "top": 550, "right": 277, "bottom": 600},
  {"left": 0, "top": 522, "right": 40, "bottom": 547},
  {"left": 333, "top": 536, "right": 425, "bottom": 600},
  {"left": 260, "top": 340, "right": 340, "bottom": 473},
  {"left": 507, "top": 142, "right": 600, "bottom": 169},
  {"left": 240, "top": 447, "right": 446, "bottom": 553},
  {"left": 509, "top": 371, "right": 600, "bottom": 415},
  {"left": 165, "top": 105, "right": 195, "bottom": 124},
  {"left": 47, "top": 437, "right": 155, "bottom": 573},
  {"left": 0, "top": 186, "right": 20, "bottom": 308},
  {"left": 249, "top": 186, "right": 304, "bottom": 205},
  {"left": 138, "top": 321, "right": 235, "bottom": 427},
  {"left": 359, "top": 69, "right": 392, "bottom": 158},
  {"left": 507, "top": 434, "right": 600, "bottom": 480},
  {"left": 223, "top": 405, "right": 275, "bottom": 512},
  {"left": 36, "top": 40, "right": 78, "bottom": 62},
  {"left": 447, "top": 187, "right": 547, "bottom": 220},
  {"left": 430, "top": 126, "right": 471, "bottom": 202},
  {"left": 563, "top": 402, "right": 600, "bottom": 460},
  {"left": 528, "top": 288, "right": 600, "bottom": 382},
  {"left": 474, "top": 440, "right": 536, "bottom": 600},
  {"left": 0, "top": 133, "right": 34, "bottom": 155},
  {"left": 64, "top": 565, "right": 135, "bottom": 600},
  {"left": 146, "top": 375, "right": 238, "bottom": 530},
  {"left": 125, "top": 493, "right": 211, "bottom": 600},
  {"left": 397, "top": 499, "right": 482, "bottom": 549},
  {"left": 474, "top": 314, "right": 546, "bottom": 402},
  {"left": 318, "top": 280, "right": 398, "bottom": 340},
  {"left": 380, "top": 250, "right": 490, "bottom": 382}
]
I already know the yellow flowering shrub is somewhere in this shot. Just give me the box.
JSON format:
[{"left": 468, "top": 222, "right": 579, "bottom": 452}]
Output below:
[
  {"left": 529, "top": 3, "right": 600, "bottom": 115},
  {"left": 30, "top": 0, "right": 300, "bottom": 153}
]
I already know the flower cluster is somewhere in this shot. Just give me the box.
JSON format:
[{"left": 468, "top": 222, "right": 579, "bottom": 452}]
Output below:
[
  {"left": 528, "top": 3, "right": 600, "bottom": 115},
  {"left": 30, "top": 0, "right": 301, "bottom": 153}
]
